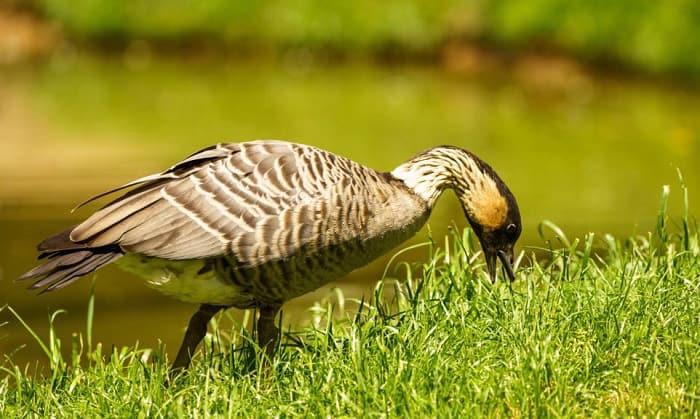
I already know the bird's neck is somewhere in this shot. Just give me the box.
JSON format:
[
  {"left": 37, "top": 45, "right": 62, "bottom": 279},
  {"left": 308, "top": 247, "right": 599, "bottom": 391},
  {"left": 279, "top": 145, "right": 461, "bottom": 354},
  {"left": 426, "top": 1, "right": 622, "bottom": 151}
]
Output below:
[
  {"left": 390, "top": 147, "right": 508, "bottom": 229},
  {"left": 391, "top": 155, "right": 451, "bottom": 208}
]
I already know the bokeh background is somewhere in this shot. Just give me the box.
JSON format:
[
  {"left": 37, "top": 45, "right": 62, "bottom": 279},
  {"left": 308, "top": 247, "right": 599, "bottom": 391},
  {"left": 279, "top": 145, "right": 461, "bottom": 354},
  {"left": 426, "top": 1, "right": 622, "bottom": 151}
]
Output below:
[{"left": 1, "top": 1, "right": 699, "bottom": 371}]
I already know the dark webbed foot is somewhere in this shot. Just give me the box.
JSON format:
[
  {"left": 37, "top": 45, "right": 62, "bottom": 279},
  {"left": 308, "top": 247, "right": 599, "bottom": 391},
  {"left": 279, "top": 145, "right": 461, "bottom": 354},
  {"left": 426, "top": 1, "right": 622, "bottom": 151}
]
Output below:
[{"left": 168, "top": 303, "right": 282, "bottom": 383}]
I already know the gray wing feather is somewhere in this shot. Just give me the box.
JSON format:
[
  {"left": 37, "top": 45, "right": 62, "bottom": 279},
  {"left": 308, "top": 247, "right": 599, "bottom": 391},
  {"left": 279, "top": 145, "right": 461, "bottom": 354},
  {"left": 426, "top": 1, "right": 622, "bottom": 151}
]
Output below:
[{"left": 66, "top": 141, "right": 360, "bottom": 264}]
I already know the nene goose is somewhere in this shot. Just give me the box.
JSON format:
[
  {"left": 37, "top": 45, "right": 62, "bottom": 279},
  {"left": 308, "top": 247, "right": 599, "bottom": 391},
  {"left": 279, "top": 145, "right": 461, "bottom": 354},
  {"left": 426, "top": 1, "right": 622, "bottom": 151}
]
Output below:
[{"left": 19, "top": 140, "right": 521, "bottom": 371}]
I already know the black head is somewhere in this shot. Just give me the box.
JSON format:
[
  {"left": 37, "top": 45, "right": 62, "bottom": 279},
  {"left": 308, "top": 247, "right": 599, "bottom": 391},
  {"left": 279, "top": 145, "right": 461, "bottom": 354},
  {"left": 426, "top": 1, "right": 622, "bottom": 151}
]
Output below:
[
  {"left": 468, "top": 189, "right": 521, "bottom": 282},
  {"left": 448, "top": 149, "right": 521, "bottom": 282}
]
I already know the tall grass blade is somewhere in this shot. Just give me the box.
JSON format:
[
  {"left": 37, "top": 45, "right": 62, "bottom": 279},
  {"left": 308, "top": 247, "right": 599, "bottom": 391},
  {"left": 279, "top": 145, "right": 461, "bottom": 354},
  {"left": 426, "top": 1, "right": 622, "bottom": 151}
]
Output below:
[
  {"left": 657, "top": 184, "right": 670, "bottom": 244},
  {"left": 677, "top": 169, "right": 691, "bottom": 251},
  {"left": 5, "top": 306, "right": 51, "bottom": 360},
  {"left": 538, "top": 220, "right": 571, "bottom": 247},
  {"left": 87, "top": 277, "right": 96, "bottom": 356}
]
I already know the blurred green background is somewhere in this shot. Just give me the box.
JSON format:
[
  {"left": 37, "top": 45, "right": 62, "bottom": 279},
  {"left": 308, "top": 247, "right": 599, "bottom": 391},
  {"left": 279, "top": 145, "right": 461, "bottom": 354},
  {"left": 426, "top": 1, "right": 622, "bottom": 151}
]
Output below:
[
  {"left": 26, "top": 0, "right": 700, "bottom": 77},
  {"left": 1, "top": 1, "right": 699, "bottom": 371}
]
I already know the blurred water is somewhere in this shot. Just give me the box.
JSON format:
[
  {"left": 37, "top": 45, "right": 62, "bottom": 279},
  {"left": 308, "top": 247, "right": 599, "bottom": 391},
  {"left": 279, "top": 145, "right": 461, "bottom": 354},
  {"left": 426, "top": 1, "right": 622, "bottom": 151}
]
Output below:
[{"left": 1, "top": 55, "right": 698, "bottom": 371}]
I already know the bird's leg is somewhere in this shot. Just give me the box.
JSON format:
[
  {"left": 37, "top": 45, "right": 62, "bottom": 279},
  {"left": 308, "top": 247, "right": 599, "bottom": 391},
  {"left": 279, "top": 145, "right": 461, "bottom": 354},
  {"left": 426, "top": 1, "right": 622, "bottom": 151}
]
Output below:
[
  {"left": 256, "top": 305, "right": 281, "bottom": 361},
  {"left": 171, "top": 304, "right": 224, "bottom": 372}
]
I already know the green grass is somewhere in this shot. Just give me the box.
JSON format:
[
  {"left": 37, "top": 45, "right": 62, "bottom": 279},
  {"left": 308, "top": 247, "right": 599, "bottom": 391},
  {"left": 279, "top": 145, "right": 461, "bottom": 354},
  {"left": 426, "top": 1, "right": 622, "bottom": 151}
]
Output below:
[{"left": 1, "top": 183, "right": 700, "bottom": 417}]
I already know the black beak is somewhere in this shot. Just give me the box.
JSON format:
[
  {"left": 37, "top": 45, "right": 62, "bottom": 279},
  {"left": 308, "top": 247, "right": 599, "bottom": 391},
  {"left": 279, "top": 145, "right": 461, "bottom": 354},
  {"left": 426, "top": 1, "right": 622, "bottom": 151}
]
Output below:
[
  {"left": 498, "top": 249, "right": 516, "bottom": 282},
  {"left": 485, "top": 247, "right": 516, "bottom": 282}
]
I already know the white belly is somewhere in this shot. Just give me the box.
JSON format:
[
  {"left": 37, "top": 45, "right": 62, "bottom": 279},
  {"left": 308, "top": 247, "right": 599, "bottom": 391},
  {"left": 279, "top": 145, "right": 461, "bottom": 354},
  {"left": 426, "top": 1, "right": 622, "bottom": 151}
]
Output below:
[{"left": 115, "top": 254, "right": 251, "bottom": 306}]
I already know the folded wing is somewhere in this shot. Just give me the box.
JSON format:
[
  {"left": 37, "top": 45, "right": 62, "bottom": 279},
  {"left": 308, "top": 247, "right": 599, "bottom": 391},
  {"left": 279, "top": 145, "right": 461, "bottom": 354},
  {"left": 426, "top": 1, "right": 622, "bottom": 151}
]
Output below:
[{"left": 65, "top": 140, "right": 351, "bottom": 265}]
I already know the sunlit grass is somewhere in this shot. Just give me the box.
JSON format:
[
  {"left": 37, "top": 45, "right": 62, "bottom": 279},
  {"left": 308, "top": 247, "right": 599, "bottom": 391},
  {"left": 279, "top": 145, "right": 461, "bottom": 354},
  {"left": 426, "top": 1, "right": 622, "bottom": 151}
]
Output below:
[{"left": 1, "top": 183, "right": 699, "bottom": 416}]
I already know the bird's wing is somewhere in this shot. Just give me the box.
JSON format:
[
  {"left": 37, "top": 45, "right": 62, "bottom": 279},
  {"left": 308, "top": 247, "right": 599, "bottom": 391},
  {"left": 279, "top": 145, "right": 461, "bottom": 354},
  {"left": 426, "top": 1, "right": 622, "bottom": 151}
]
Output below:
[{"left": 64, "top": 140, "right": 360, "bottom": 265}]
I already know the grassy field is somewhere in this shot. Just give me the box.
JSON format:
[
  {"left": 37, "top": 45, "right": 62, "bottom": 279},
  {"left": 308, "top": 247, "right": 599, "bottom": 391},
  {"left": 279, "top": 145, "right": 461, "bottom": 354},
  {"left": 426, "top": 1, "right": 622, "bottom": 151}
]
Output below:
[{"left": 1, "top": 183, "right": 699, "bottom": 417}]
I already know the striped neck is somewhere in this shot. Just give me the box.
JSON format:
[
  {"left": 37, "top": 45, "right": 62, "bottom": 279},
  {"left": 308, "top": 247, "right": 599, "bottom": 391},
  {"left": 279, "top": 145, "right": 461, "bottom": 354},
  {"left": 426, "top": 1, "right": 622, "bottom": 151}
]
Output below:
[{"left": 391, "top": 146, "right": 510, "bottom": 229}]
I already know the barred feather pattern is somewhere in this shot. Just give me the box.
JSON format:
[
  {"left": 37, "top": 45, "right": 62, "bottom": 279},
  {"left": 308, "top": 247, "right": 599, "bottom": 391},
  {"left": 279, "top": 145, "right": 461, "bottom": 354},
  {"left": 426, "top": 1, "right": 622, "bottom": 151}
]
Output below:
[
  {"left": 391, "top": 146, "right": 509, "bottom": 229},
  {"left": 20, "top": 140, "right": 514, "bottom": 307}
]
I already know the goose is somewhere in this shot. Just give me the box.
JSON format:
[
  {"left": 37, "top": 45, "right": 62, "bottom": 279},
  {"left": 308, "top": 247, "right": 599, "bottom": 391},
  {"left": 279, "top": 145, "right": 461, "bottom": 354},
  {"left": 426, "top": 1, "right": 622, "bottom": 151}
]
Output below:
[{"left": 18, "top": 140, "right": 521, "bottom": 371}]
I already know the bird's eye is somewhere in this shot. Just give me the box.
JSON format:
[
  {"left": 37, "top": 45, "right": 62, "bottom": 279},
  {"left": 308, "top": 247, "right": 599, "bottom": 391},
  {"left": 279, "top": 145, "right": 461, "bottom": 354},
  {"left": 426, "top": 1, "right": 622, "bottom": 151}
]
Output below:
[{"left": 506, "top": 223, "right": 517, "bottom": 235}]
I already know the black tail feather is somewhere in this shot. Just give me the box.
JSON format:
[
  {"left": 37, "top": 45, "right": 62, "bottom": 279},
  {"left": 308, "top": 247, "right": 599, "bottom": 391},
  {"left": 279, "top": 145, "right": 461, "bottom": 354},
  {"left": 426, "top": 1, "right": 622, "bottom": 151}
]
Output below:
[
  {"left": 18, "top": 250, "right": 92, "bottom": 280},
  {"left": 37, "top": 225, "right": 86, "bottom": 252},
  {"left": 42, "top": 252, "right": 121, "bottom": 293},
  {"left": 28, "top": 252, "right": 95, "bottom": 290},
  {"left": 18, "top": 246, "right": 123, "bottom": 293}
]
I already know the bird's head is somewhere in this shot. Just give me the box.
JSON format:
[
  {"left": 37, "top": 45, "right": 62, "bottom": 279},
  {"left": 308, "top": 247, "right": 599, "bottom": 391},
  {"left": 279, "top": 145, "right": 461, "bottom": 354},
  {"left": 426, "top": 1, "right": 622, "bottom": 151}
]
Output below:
[
  {"left": 452, "top": 151, "right": 521, "bottom": 282},
  {"left": 462, "top": 188, "right": 521, "bottom": 282},
  {"left": 392, "top": 146, "right": 521, "bottom": 282}
]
